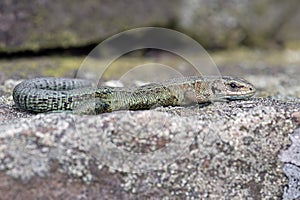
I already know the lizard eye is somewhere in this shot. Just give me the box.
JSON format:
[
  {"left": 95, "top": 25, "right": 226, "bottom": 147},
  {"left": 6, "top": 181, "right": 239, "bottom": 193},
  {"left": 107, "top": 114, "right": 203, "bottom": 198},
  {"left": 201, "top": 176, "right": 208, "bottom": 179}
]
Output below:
[{"left": 229, "top": 82, "right": 237, "bottom": 88}]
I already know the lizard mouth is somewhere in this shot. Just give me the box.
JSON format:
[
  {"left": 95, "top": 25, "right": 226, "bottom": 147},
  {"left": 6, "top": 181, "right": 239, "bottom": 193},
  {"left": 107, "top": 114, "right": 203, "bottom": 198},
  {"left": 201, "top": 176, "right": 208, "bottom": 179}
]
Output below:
[
  {"left": 224, "top": 91, "right": 256, "bottom": 100},
  {"left": 225, "top": 85, "right": 256, "bottom": 100},
  {"left": 213, "top": 90, "right": 256, "bottom": 101}
]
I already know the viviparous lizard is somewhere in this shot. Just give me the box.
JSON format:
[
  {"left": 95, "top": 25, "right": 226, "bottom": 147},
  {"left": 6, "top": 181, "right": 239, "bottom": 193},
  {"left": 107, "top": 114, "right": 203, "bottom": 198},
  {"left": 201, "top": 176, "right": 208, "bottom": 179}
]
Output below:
[{"left": 13, "top": 76, "right": 256, "bottom": 114}]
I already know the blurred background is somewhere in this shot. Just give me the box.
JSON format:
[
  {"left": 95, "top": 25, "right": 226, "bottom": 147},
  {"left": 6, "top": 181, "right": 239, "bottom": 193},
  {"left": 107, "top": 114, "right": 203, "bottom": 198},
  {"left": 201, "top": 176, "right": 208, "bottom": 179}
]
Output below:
[
  {"left": 1, "top": 0, "right": 300, "bottom": 52},
  {"left": 0, "top": 0, "right": 299, "bottom": 97}
]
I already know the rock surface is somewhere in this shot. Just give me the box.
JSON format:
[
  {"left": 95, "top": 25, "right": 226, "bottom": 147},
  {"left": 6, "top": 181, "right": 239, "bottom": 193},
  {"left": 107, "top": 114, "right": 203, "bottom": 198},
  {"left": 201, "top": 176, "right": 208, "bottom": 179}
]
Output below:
[
  {"left": 0, "top": 78, "right": 299, "bottom": 199},
  {"left": 1, "top": 0, "right": 300, "bottom": 52},
  {"left": 280, "top": 128, "right": 300, "bottom": 200},
  {"left": 0, "top": 0, "right": 178, "bottom": 53}
]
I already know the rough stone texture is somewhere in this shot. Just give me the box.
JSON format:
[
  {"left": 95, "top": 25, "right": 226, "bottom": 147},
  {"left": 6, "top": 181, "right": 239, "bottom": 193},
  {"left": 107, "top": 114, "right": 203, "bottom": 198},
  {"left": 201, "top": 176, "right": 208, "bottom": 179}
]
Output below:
[
  {"left": 282, "top": 163, "right": 300, "bottom": 200},
  {"left": 280, "top": 128, "right": 300, "bottom": 200},
  {"left": 1, "top": 0, "right": 300, "bottom": 52},
  {"left": 0, "top": 81, "right": 299, "bottom": 199}
]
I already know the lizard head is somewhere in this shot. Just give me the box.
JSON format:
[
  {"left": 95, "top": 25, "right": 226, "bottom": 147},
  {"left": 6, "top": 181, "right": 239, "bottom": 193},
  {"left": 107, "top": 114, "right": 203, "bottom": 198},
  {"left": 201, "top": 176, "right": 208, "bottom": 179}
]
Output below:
[{"left": 211, "top": 76, "right": 256, "bottom": 101}]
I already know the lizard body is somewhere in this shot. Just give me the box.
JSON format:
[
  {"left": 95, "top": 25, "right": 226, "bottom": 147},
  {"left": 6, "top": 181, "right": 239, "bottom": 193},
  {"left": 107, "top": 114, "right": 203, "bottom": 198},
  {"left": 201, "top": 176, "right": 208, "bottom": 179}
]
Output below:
[{"left": 13, "top": 76, "right": 256, "bottom": 114}]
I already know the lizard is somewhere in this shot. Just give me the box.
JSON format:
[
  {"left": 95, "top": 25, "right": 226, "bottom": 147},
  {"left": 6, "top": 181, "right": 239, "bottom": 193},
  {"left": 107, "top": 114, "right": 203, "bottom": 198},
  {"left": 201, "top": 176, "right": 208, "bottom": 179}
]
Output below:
[{"left": 12, "top": 76, "right": 256, "bottom": 114}]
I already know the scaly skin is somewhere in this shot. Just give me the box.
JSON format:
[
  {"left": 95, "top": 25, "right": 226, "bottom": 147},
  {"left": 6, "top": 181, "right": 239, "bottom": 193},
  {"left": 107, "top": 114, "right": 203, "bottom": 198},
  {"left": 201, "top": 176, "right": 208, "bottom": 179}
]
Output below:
[{"left": 13, "top": 76, "right": 256, "bottom": 114}]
